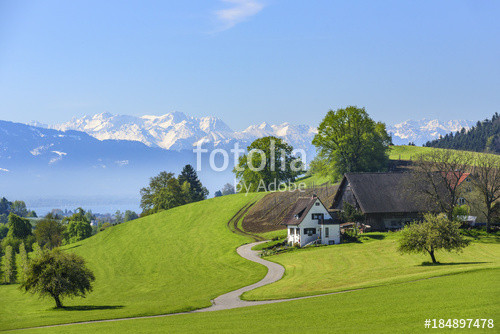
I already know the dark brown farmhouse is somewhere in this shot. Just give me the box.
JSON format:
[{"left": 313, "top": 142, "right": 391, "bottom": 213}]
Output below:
[{"left": 331, "top": 172, "right": 435, "bottom": 231}]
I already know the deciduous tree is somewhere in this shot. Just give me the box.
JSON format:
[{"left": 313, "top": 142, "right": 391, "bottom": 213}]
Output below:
[
  {"left": 124, "top": 210, "right": 139, "bottom": 222},
  {"left": 405, "top": 150, "right": 473, "bottom": 221},
  {"left": 469, "top": 154, "right": 500, "bottom": 233},
  {"left": 65, "top": 220, "right": 92, "bottom": 243},
  {"left": 11, "top": 201, "right": 28, "bottom": 217},
  {"left": 312, "top": 106, "right": 391, "bottom": 180},
  {"left": 21, "top": 249, "right": 95, "bottom": 308},
  {"left": 398, "top": 213, "right": 470, "bottom": 263},
  {"left": 34, "top": 214, "right": 65, "bottom": 250},
  {"left": 234, "top": 136, "right": 303, "bottom": 192},
  {"left": 140, "top": 172, "right": 191, "bottom": 215}
]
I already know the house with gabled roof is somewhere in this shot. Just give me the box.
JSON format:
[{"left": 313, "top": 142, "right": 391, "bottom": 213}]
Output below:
[
  {"left": 284, "top": 194, "right": 340, "bottom": 246},
  {"left": 332, "top": 172, "right": 427, "bottom": 231},
  {"left": 331, "top": 172, "right": 473, "bottom": 231}
]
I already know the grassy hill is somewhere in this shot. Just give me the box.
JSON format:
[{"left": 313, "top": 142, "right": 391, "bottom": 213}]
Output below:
[
  {"left": 22, "top": 268, "right": 498, "bottom": 333},
  {"left": 388, "top": 145, "right": 434, "bottom": 160},
  {"left": 243, "top": 232, "right": 500, "bottom": 300},
  {"left": 389, "top": 145, "right": 500, "bottom": 163},
  {"left": 0, "top": 193, "right": 267, "bottom": 330}
]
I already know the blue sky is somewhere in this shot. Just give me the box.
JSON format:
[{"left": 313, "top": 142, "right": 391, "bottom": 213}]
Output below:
[{"left": 0, "top": 0, "right": 499, "bottom": 130}]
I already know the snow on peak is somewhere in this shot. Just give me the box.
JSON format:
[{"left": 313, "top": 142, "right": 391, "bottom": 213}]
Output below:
[
  {"left": 388, "top": 119, "right": 473, "bottom": 145},
  {"left": 29, "top": 112, "right": 473, "bottom": 155},
  {"left": 42, "top": 112, "right": 317, "bottom": 154}
]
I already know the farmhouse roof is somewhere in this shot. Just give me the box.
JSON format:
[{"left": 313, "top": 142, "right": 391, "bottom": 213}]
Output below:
[
  {"left": 333, "top": 172, "right": 430, "bottom": 214},
  {"left": 283, "top": 194, "right": 326, "bottom": 226},
  {"left": 442, "top": 171, "right": 470, "bottom": 189}
]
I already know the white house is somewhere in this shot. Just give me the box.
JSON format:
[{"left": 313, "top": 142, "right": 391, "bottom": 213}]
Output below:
[{"left": 284, "top": 194, "right": 341, "bottom": 247}]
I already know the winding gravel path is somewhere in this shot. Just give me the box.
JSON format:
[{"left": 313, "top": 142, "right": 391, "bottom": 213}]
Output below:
[{"left": 194, "top": 241, "right": 285, "bottom": 312}]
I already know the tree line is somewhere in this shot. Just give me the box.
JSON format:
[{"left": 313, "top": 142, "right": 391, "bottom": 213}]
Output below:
[{"left": 424, "top": 113, "right": 500, "bottom": 153}]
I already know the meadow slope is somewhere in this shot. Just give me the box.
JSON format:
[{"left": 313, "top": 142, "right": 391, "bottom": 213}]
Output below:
[
  {"left": 0, "top": 193, "right": 266, "bottom": 330},
  {"left": 243, "top": 233, "right": 500, "bottom": 300},
  {"left": 21, "top": 268, "right": 499, "bottom": 333}
]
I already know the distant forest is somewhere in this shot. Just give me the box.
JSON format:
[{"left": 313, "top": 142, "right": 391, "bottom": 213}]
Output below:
[{"left": 424, "top": 113, "right": 500, "bottom": 154}]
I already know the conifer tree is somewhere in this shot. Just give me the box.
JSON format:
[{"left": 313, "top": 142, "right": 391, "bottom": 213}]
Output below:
[{"left": 178, "top": 164, "right": 209, "bottom": 202}]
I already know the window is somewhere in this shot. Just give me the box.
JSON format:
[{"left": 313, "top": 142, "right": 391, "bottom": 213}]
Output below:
[
  {"left": 304, "top": 228, "right": 316, "bottom": 236},
  {"left": 312, "top": 213, "right": 324, "bottom": 220},
  {"left": 458, "top": 198, "right": 466, "bottom": 205},
  {"left": 289, "top": 228, "right": 293, "bottom": 235},
  {"left": 325, "top": 227, "right": 329, "bottom": 238},
  {"left": 296, "top": 228, "right": 300, "bottom": 235},
  {"left": 315, "top": 202, "right": 320, "bottom": 206}
]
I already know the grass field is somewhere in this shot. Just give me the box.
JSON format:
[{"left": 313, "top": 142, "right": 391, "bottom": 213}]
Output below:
[
  {"left": 389, "top": 145, "right": 500, "bottom": 163},
  {"left": 21, "top": 268, "right": 499, "bottom": 333},
  {"left": 0, "top": 193, "right": 267, "bottom": 331},
  {"left": 294, "top": 173, "right": 332, "bottom": 187},
  {"left": 388, "top": 145, "right": 433, "bottom": 160},
  {"left": 243, "top": 232, "right": 500, "bottom": 300}
]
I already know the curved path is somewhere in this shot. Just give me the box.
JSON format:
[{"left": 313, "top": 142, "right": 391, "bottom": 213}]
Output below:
[{"left": 194, "top": 241, "right": 285, "bottom": 312}]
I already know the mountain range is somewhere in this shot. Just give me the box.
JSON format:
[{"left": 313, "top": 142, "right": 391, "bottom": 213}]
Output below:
[
  {"left": 386, "top": 119, "right": 474, "bottom": 145},
  {"left": 30, "top": 112, "right": 472, "bottom": 152},
  {"left": 0, "top": 113, "right": 474, "bottom": 213}
]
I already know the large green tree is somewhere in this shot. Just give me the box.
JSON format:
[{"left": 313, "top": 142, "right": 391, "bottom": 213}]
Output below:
[
  {"left": 140, "top": 171, "right": 191, "bottom": 215},
  {"left": 6, "top": 213, "right": 32, "bottom": 240},
  {"left": 65, "top": 220, "right": 92, "bottom": 243},
  {"left": 178, "top": 164, "right": 209, "bottom": 202},
  {"left": 21, "top": 249, "right": 95, "bottom": 308},
  {"left": 312, "top": 106, "right": 391, "bottom": 180},
  {"left": 34, "top": 214, "right": 66, "bottom": 250},
  {"left": 11, "top": 201, "right": 28, "bottom": 217},
  {"left": 234, "top": 136, "right": 304, "bottom": 192},
  {"left": 398, "top": 213, "right": 470, "bottom": 264},
  {"left": 63, "top": 209, "right": 92, "bottom": 244}
]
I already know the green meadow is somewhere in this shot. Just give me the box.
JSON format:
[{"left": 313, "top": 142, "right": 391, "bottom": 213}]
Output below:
[
  {"left": 388, "top": 145, "right": 500, "bottom": 162},
  {"left": 243, "top": 233, "right": 500, "bottom": 300},
  {"left": 21, "top": 268, "right": 499, "bottom": 333},
  {"left": 0, "top": 193, "right": 267, "bottom": 331}
]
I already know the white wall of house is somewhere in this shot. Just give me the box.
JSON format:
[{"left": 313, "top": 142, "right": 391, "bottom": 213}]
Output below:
[{"left": 286, "top": 199, "right": 341, "bottom": 246}]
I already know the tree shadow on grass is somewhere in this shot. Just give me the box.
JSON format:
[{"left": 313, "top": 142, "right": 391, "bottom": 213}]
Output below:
[
  {"left": 361, "top": 233, "right": 386, "bottom": 240},
  {"left": 420, "top": 261, "right": 490, "bottom": 267},
  {"left": 64, "top": 244, "right": 82, "bottom": 251},
  {"left": 52, "top": 305, "right": 124, "bottom": 311}
]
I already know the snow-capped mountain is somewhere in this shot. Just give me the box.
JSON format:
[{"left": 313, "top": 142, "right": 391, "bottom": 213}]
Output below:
[
  {"left": 32, "top": 112, "right": 473, "bottom": 153},
  {"left": 0, "top": 120, "right": 233, "bottom": 199},
  {"left": 43, "top": 112, "right": 318, "bottom": 155},
  {"left": 387, "top": 119, "right": 473, "bottom": 145}
]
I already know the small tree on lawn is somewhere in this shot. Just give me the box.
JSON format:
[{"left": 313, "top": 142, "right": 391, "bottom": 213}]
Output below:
[
  {"left": 21, "top": 249, "right": 95, "bottom": 308},
  {"left": 17, "top": 242, "right": 29, "bottom": 283},
  {"left": 1, "top": 245, "right": 15, "bottom": 284},
  {"left": 398, "top": 213, "right": 470, "bottom": 264}
]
